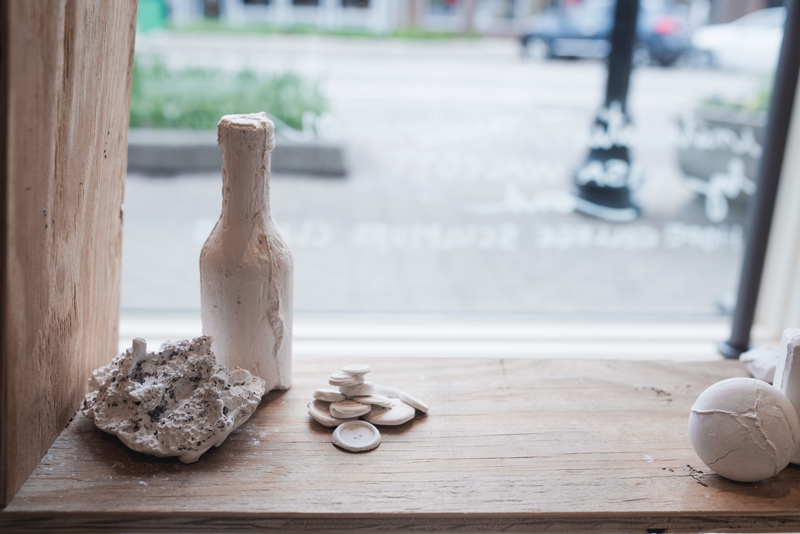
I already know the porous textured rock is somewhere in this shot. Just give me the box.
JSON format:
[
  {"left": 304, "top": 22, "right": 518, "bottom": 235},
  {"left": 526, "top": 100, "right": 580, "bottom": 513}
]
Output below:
[{"left": 82, "top": 336, "right": 265, "bottom": 464}]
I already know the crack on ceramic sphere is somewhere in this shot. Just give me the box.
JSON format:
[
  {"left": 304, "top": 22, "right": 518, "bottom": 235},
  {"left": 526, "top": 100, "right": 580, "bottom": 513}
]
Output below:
[
  {"left": 81, "top": 336, "right": 266, "bottom": 464},
  {"left": 754, "top": 382, "right": 780, "bottom": 475},
  {"left": 690, "top": 407, "right": 780, "bottom": 475},
  {"left": 707, "top": 445, "right": 744, "bottom": 466}
]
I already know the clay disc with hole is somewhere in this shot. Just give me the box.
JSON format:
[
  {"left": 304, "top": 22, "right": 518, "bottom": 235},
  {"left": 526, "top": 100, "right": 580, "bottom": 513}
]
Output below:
[
  {"left": 314, "top": 388, "right": 347, "bottom": 402},
  {"left": 308, "top": 400, "right": 348, "bottom": 428},
  {"left": 342, "top": 364, "right": 371, "bottom": 376},
  {"left": 352, "top": 394, "right": 392, "bottom": 408},
  {"left": 332, "top": 420, "right": 381, "bottom": 452},
  {"left": 362, "top": 399, "right": 416, "bottom": 426},
  {"left": 399, "top": 391, "right": 429, "bottom": 414},
  {"left": 330, "top": 400, "right": 371, "bottom": 419},
  {"left": 329, "top": 371, "right": 364, "bottom": 387}
]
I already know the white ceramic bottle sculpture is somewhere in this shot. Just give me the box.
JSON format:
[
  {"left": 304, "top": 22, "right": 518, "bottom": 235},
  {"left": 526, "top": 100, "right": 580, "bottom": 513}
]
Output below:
[{"left": 200, "top": 112, "right": 293, "bottom": 392}]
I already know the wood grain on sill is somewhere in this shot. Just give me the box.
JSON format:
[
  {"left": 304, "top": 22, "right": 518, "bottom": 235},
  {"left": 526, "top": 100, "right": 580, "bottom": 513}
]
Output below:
[{"left": 3, "top": 357, "right": 799, "bottom": 533}]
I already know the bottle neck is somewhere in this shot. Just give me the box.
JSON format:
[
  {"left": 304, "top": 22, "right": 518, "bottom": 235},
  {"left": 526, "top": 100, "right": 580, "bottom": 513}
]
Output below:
[
  {"left": 218, "top": 119, "right": 273, "bottom": 230},
  {"left": 220, "top": 151, "right": 271, "bottom": 228}
]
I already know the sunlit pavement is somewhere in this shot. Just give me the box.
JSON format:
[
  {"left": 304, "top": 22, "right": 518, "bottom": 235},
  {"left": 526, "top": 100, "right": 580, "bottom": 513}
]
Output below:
[{"left": 124, "top": 33, "right": 762, "bottom": 318}]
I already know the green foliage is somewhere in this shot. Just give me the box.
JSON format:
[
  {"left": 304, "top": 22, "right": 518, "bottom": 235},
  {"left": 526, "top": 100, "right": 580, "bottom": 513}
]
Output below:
[
  {"left": 129, "top": 60, "right": 327, "bottom": 130},
  {"left": 700, "top": 77, "right": 773, "bottom": 114},
  {"left": 170, "top": 20, "right": 480, "bottom": 39}
]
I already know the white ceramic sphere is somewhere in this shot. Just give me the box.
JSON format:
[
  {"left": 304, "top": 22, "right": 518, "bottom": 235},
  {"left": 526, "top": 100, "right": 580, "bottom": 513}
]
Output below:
[{"left": 689, "top": 377, "right": 800, "bottom": 482}]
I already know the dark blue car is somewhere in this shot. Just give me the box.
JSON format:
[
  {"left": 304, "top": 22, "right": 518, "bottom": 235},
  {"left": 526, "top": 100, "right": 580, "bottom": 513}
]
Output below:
[{"left": 521, "top": 0, "right": 692, "bottom": 67}]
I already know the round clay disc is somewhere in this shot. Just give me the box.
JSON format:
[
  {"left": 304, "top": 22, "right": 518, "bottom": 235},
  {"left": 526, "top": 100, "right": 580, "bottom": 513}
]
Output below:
[
  {"left": 314, "top": 388, "right": 346, "bottom": 403},
  {"left": 330, "top": 400, "right": 371, "bottom": 419},
  {"left": 352, "top": 394, "right": 392, "bottom": 408},
  {"left": 329, "top": 371, "right": 363, "bottom": 387},
  {"left": 332, "top": 420, "right": 381, "bottom": 452},
  {"left": 308, "top": 400, "right": 347, "bottom": 428},
  {"left": 342, "top": 364, "right": 371, "bottom": 376},
  {"left": 372, "top": 384, "right": 401, "bottom": 398},
  {"left": 399, "top": 391, "right": 429, "bottom": 414},
  {"left": 340, "top": 381, "right": 374, "bottom": 397},
  {"left": 362, "top": 399, "right": 416, "bottom": 426}
]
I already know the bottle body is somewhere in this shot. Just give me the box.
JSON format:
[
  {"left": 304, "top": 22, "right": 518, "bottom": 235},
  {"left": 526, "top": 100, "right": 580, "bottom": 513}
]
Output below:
[{"left": 200, "top": 112, "right": 293, "bottom": 391}]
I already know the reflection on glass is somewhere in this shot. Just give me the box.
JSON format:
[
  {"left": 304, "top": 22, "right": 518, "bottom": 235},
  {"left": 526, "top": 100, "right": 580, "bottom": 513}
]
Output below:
[{"left": 124, "top": 0, "right": 785, "bottom": 319}]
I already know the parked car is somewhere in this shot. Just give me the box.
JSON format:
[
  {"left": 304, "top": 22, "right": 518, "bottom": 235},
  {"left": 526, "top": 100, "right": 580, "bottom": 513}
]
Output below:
[
  {"left": 520, "top": 0, "right": 692, "bottom": 67},
  {"left": 692, "top": 7, "right": 785, "bottom": 73}
]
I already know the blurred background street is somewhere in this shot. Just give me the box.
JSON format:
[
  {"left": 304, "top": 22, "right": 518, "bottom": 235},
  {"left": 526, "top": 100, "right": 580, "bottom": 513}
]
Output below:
[{"left": 123, "top": 0, "right": 783, "bottom": 319}]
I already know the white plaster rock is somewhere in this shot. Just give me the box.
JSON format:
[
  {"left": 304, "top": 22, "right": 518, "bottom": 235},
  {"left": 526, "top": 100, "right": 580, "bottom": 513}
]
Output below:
[
  {"left": 774, "top": 327, "right": 800, "bottom": 463},
  {"left": 689, "top": 377, "right": 800, "bottom": 482},
  {"left": 741, "top": 345, "right": 781, "bottom": 384},
  {"left": 82, "top": 336, "right": 265, "bottom": 464}
]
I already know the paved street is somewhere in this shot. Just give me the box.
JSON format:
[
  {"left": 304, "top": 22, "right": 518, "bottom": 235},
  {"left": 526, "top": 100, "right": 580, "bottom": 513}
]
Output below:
[{"left": 123, "top": 33, "right": 763, "bottom": 318}]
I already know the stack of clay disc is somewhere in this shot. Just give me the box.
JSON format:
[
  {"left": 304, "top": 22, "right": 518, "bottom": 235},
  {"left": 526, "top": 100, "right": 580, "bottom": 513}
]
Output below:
[{"left": 307, "top": 365, "right": 429, "bottom": 452}]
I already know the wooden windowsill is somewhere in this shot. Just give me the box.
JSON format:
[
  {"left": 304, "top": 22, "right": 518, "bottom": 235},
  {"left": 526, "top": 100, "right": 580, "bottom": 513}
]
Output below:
[{"left": 2, "top": 356, "right": 799, "bottom": 533}]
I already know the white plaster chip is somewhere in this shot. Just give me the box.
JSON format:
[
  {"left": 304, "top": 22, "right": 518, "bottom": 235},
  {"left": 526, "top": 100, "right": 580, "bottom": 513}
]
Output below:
[
  {"left": 399, "top": 391, "right": 429, "bottom": 414},
  {"left": 362, "top": 399, "right": 416, "bottom": 427},
  {"left": 352, "top": 395, "right": 393, "bottom": 408},
  {"left": 741, "top": 345, "right": 781, "bottom": 384},
  {"left": 329, "top": 371, "right": 364, "bottom": 388},
  {"left": 340, "top": 381, "right": 374, "bottom": 397},
  {"left": 313, "top": 388, "right": 347, "bottom": 403},
  {"left": 342, "top": 364, "right": 371, "bottom": 376},
  {"left": 689, "top": 377, "right": 800, "bottom": 482},
  {"left": 332, "top": 420, "right": 381, "bottom": 452},
  {"left": 308, "top": 400, "right": 347, "bottom": 428},
  {"left": 774, "top": 328, "right": 800, "bottom": 464},
  {"left": 81, "top": 336, "right": 266, "bottom": 464},
  {"left": 330, "top": 400, "right": 371, "bottom": 419}
]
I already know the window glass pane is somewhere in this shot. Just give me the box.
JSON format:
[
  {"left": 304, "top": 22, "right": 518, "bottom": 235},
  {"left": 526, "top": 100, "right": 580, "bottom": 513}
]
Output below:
[{"left": 125, "top": 0, "right": 786, "bottom": 320}]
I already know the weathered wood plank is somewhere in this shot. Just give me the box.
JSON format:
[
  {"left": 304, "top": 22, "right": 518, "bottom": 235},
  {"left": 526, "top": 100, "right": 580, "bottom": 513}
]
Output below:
[
  {"left": 3, "top": 357, "right": 798, "bottom": 533},
  {"left": 0, "top": 0, "right": 137, "bottom": 506}
]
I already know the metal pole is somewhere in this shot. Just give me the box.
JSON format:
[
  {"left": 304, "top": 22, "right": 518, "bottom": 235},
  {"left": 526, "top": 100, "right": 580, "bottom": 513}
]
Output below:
[
  {"left": 718, "top": 0, "right": 800, "bottom": 359},
  {"left": 573, "top": 0, "right": 641, "bottom": 222}
]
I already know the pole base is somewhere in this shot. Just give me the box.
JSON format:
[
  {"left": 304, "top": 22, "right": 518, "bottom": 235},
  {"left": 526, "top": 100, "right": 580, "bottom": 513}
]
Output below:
[
  {"left": 573, "top": 184, "right": 640, "bottom": 223},
  {"left": 717, "top": 340, "right": 751, "bottom": 360}
]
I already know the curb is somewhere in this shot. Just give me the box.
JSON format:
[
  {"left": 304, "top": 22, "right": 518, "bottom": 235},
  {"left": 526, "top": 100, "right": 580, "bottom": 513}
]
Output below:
[{"left": 127, "top": 129, "right": 347, "bottom": 177}]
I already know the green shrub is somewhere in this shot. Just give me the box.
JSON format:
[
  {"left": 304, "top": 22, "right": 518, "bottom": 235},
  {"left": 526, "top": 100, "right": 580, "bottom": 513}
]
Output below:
[
  {"left": 699, "top": 77, "right": 773, "bottom": 114},
  {"left": 129, "top": 59, "right": 327, "bottom": 130}
]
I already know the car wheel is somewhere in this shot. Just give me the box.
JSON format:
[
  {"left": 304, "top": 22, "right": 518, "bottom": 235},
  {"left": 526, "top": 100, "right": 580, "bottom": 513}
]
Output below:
[
  {"left": 632, "top": 43, "right": 652, "bottom": 67},
  {"left": 524, "top": 37, "right": 551, "bottom": 60}
]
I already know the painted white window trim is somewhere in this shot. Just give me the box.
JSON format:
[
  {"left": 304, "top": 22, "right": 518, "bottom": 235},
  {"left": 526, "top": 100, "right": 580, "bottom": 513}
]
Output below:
[
  {"left": 119, "top": 314, "right": 735, "bottom": 361},
  {"left": 755, "top": 68, "right": 800, "bottom": 344}
]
